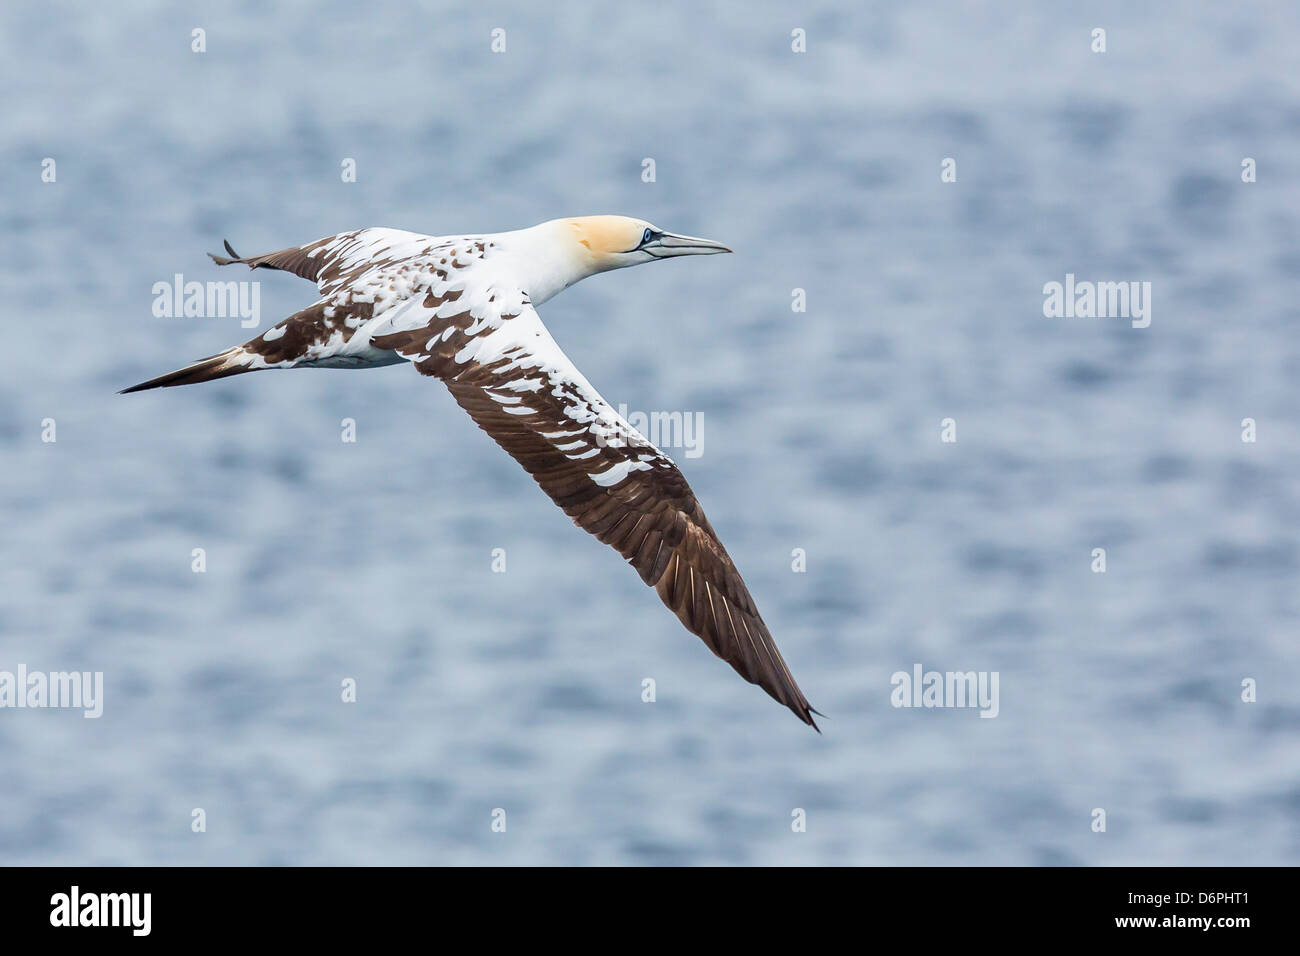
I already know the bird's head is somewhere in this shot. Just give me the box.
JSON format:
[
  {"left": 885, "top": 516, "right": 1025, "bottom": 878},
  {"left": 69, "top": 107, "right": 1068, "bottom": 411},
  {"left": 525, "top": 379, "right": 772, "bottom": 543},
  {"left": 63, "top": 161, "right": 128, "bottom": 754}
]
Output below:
[{"left": 556, "top": 215, "right": 732, "bottom": 275}]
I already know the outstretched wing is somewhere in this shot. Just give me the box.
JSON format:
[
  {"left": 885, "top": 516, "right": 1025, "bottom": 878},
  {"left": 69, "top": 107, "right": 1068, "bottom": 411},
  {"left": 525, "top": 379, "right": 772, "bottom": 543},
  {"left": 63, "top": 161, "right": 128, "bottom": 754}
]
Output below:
[
  {"left": 372, "top": 292, "right": 819, "bottom": 728},
  {"left": 125, "top": 229, "right": 474, "bottom": 392},
  {"left": 211, "top": 228, "right": 431, "bottom": 291}
]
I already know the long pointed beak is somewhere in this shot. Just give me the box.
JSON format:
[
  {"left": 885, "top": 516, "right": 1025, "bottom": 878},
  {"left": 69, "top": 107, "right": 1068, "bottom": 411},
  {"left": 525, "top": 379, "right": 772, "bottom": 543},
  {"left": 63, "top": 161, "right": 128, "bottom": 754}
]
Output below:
[{"left": 646, "top": 232, "right": 733, "bottom": 258}]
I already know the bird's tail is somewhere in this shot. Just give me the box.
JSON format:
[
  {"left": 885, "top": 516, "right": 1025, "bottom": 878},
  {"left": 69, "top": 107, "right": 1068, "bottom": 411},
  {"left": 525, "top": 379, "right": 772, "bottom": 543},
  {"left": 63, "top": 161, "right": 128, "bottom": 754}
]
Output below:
[{"left": 119, "top": 347, "right": 258, "bottom": 394}]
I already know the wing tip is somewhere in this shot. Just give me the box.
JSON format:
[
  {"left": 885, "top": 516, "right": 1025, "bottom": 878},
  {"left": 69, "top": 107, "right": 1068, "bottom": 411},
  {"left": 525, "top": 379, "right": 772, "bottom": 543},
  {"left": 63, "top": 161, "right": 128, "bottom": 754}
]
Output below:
[
  {"left": 209, "top": 239, "right": 245, "bottom": 267},
  {"left": 119, "top": 351, "right": 252, "bottom": 393},
  {"left": 803, "top": 705, "right": 825, "bottom": 733}
]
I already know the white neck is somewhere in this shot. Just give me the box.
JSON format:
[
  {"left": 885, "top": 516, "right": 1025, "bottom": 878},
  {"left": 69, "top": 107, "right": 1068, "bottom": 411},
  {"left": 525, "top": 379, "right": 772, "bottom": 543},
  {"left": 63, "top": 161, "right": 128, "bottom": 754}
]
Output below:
[{"left": 486, "top": 221, "right": 601, "bottom": 306}]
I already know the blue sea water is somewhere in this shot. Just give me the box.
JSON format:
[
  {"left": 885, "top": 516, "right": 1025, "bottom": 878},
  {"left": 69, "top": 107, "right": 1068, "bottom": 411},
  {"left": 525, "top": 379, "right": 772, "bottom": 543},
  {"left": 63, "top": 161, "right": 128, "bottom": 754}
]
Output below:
[{"left": 1, "top": 1, "right": 1298, "bottom": 865}]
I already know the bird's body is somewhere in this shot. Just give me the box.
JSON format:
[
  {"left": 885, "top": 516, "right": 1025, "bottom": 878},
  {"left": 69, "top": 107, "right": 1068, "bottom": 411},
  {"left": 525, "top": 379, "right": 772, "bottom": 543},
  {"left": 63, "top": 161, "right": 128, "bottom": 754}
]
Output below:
[{"left": 123, "top": 216, "right": 819, "bottom": 728}]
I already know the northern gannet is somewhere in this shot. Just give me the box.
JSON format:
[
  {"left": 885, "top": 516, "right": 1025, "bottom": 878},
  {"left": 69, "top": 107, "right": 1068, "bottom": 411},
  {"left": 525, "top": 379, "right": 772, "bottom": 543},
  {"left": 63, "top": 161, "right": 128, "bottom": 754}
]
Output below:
[{"left": 122, "top": 216, "right": 820, "bottom": 728}]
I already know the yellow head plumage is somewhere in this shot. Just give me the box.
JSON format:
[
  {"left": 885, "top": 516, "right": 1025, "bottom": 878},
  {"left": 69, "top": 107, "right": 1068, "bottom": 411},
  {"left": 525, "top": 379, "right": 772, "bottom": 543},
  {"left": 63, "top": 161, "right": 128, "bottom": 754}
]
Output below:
[{"left": 560, "top": 215, "right": 652, "bottom": 267}]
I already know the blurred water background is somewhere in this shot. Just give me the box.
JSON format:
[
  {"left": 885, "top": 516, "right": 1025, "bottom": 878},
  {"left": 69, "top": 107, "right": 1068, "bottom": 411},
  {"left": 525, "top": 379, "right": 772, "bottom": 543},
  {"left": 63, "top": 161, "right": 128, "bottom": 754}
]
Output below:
[{"left": 2, "top": 1, "right": 1298, "bottom": 864}]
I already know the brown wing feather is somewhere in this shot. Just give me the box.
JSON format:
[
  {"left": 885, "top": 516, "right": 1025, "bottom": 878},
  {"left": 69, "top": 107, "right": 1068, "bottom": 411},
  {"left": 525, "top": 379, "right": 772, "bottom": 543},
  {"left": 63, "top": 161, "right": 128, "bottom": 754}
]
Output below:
[
  {"left": 209, "top": 237, "right": 339, "bottom": 284},
  {"left": 375, "top": 307, "right": 819, "bottom": 728}
]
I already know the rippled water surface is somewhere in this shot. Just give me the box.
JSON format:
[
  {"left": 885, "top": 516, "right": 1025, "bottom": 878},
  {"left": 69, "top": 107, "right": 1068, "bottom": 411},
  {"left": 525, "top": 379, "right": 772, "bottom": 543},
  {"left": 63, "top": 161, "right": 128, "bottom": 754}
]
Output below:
[{"left": 2, "top": 2, "right": 1298, "bottom": 864}]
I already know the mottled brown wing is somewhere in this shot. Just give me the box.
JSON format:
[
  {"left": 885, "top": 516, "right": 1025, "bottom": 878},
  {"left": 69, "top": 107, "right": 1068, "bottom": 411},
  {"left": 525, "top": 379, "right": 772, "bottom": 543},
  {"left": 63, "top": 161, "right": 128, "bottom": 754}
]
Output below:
[
  {"left": 210, "top": 236, "right": 340, "bottom": 283},
  {"left": 374, "top": 302, "right": 818, "bottom": 728},
  {"left": 127, "top": 229, "right": 451, "bottom": 393},
  {"left": 210, "top": 227, "right": 451, "bottom": 301}
]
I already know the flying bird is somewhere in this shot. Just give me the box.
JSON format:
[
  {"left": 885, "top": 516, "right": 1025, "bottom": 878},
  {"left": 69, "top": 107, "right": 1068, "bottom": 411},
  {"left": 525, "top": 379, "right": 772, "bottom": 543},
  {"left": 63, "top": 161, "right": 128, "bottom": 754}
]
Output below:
[{"left": 122, "top": 216, "right": 820, "bottom": 728}]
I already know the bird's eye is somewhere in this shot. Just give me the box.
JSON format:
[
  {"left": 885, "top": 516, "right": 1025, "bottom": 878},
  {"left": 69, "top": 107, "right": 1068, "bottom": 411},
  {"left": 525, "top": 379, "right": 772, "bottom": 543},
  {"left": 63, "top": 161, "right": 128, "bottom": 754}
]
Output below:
[{"left": 642, "top": 228, "right": 653, "bottom": 244}]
